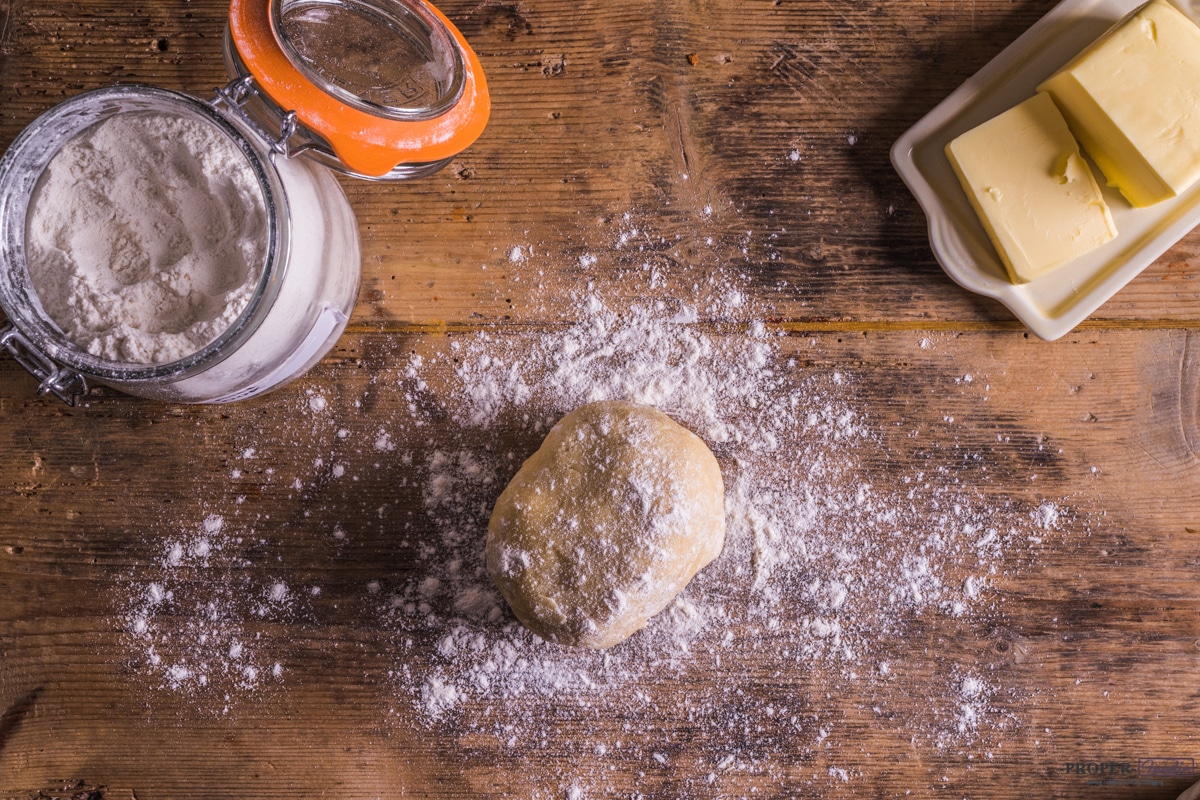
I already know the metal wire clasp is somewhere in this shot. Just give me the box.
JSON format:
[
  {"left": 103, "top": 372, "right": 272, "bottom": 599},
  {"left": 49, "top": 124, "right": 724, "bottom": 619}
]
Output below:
[
  {"left": 212, "top": 76, "right": 323, "bottom": 162},
  {"left": 0, "top": 322, "right": 89, "bottom": 405}
]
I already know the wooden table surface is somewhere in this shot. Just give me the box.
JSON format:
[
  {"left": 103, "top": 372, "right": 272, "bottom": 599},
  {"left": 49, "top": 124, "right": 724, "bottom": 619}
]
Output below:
[{"left": 3, "top": 0, "right": 1200, "bottom": 798}]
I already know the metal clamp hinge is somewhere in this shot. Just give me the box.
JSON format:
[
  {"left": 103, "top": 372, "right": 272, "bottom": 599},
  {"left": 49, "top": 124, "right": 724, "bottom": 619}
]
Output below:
[
  {"left": 213, "top": 77, "right": 325, "bottom": 163},
  {"left": 0, "top": 323, "right": 89, "bottom": 406}
]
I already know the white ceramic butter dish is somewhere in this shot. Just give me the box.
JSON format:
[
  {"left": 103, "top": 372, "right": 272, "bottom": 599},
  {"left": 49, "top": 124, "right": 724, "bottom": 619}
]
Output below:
[{"left": 891, "top": 0, "right": 1200, "bottom": 340}]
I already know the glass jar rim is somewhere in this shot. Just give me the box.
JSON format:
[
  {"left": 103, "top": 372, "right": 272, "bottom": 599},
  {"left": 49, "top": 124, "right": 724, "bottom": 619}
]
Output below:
[{"left": 0, "top": 85, "right": 286, "bottom": 383}]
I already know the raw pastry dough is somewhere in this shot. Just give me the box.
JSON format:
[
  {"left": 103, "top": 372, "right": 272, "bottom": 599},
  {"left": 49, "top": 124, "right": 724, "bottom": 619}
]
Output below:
[{"left": 486, "top": 401, "right": 725, "bottom": 649}]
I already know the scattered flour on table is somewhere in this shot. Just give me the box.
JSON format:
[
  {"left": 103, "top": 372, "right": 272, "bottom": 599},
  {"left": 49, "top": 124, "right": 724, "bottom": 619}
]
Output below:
[
  {"left": 368, "top": 260, "right": 1070, "bottom": 765},
  {"left": 120, "top": 511, "right": 302, "bottom": 711},
  {"left": 25, "top": 110, "right": 267, "bottom": 365},
  {"left": 108, "top": 221, "right": 1084, "bottom": 782}
]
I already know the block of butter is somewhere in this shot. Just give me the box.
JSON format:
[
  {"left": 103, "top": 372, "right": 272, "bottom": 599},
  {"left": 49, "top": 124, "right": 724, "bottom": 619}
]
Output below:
[
  {"left": 1037, "top": 0, "right": 1200, "bottom": 208},
  {"left": 945, "top": 92, "right": 1118, "bottom": 283}
]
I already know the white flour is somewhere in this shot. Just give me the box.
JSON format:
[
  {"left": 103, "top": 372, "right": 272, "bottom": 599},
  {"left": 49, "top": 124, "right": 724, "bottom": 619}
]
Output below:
[
  {"left": 382, "top": 291, "right": 1060, "bottom": 735},
  {"left": 25, "top": 110, "right": 267, "bottom": 364},
  {"left": 121, "top": 511, "right": 298, "bottom": 708},
  {"left": 110, "top": 217, "right": 1089, "bottom": 788}
]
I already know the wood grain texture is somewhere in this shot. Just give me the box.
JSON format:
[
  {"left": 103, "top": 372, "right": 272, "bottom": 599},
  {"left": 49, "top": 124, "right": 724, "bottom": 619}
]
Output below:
[
  {"left": 4, "top": 328, "right": 1200, "bottom": 798},
  {"left": 1, "top": 0, "right": 1200, "bottom": 798},
  {"left": 4, "top": 0, "right": 1197, "bottom": 330}
]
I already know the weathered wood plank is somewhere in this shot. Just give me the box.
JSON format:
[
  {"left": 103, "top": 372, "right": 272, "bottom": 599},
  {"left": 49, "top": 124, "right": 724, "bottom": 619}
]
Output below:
[
  {"left": 2, "top": 328, "right": 1199, "bottom": 798},
  {"left": 1, "top": 0, "right": 1197, "bottom": 332}
]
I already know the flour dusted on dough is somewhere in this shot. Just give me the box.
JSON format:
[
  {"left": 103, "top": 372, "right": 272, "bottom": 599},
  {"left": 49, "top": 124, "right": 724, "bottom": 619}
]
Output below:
[
  {"left": 25, "top": 110, "right": 267, "bottom": 364},
  {"left": 486, "top": 400, "right": 726, "bottom": 649}
]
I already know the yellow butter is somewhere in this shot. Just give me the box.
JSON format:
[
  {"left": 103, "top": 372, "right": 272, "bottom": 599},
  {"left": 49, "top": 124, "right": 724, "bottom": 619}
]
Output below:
[
  {"left": 945, "top": 93, "right": 1118, "bottom": 283},
  {"left": 1037, "top": 0, "right": 1200, "bottom": 207}
]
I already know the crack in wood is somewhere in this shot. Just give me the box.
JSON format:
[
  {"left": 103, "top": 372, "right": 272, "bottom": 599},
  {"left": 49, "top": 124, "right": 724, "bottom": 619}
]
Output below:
[
  {"left": 1178, "top": 330, "right": 1200, "bottom": 462},
  {"left": 0, "top": 0, "right": 14, "bottom": 77}
]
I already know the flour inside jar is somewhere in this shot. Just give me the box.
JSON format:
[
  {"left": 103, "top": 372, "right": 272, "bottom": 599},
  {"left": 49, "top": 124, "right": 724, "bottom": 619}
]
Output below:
[{"left": 24, "top": 110, "right": 268, "bottom": 365}]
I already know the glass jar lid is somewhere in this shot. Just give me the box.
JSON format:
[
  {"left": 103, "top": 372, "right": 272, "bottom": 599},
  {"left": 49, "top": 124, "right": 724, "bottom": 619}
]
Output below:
[{"left": 228, "top": 0, "right": 489, "bottom": 178}]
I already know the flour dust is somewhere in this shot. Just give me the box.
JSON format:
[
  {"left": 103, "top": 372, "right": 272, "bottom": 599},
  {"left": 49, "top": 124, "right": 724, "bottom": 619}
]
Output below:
[
  {"left": 372, "top": 285, "right": 1063, "bottom": 762},
  {"left": 110, "top": 219, "right": 1079, "bottom": 784}
]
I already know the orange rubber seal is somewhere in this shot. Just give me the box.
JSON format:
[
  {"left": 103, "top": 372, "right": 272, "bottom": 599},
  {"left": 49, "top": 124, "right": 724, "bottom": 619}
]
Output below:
[{"left": 228, "top": 0, "right": 490, "bottom": 177}]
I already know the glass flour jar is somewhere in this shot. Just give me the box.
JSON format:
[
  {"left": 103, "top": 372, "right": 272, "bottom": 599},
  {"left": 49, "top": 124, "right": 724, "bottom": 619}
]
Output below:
[{"left": 0, "top": 0, "right": 489, "bottom": 404}]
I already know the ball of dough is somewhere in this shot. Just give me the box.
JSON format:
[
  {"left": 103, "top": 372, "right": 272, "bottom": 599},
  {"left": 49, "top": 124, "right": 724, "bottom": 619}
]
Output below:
[{"left": 486, "top": 400, "right": 725, "bottom": 649}]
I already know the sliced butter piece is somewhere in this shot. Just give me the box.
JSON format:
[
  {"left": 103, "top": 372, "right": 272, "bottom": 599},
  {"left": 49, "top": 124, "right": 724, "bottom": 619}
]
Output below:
[
  {"left": 1037, "top": 0, "right": 1200, "bottom": 207},
  {"left": 945, "top": 93, "right": 1118, "bottom": 283}
]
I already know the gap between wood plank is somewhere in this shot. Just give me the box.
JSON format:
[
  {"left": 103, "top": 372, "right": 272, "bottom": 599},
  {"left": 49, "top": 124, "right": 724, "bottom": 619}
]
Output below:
[{"left": 344, "top": 318, "right": 1200, "bottom": 336}]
